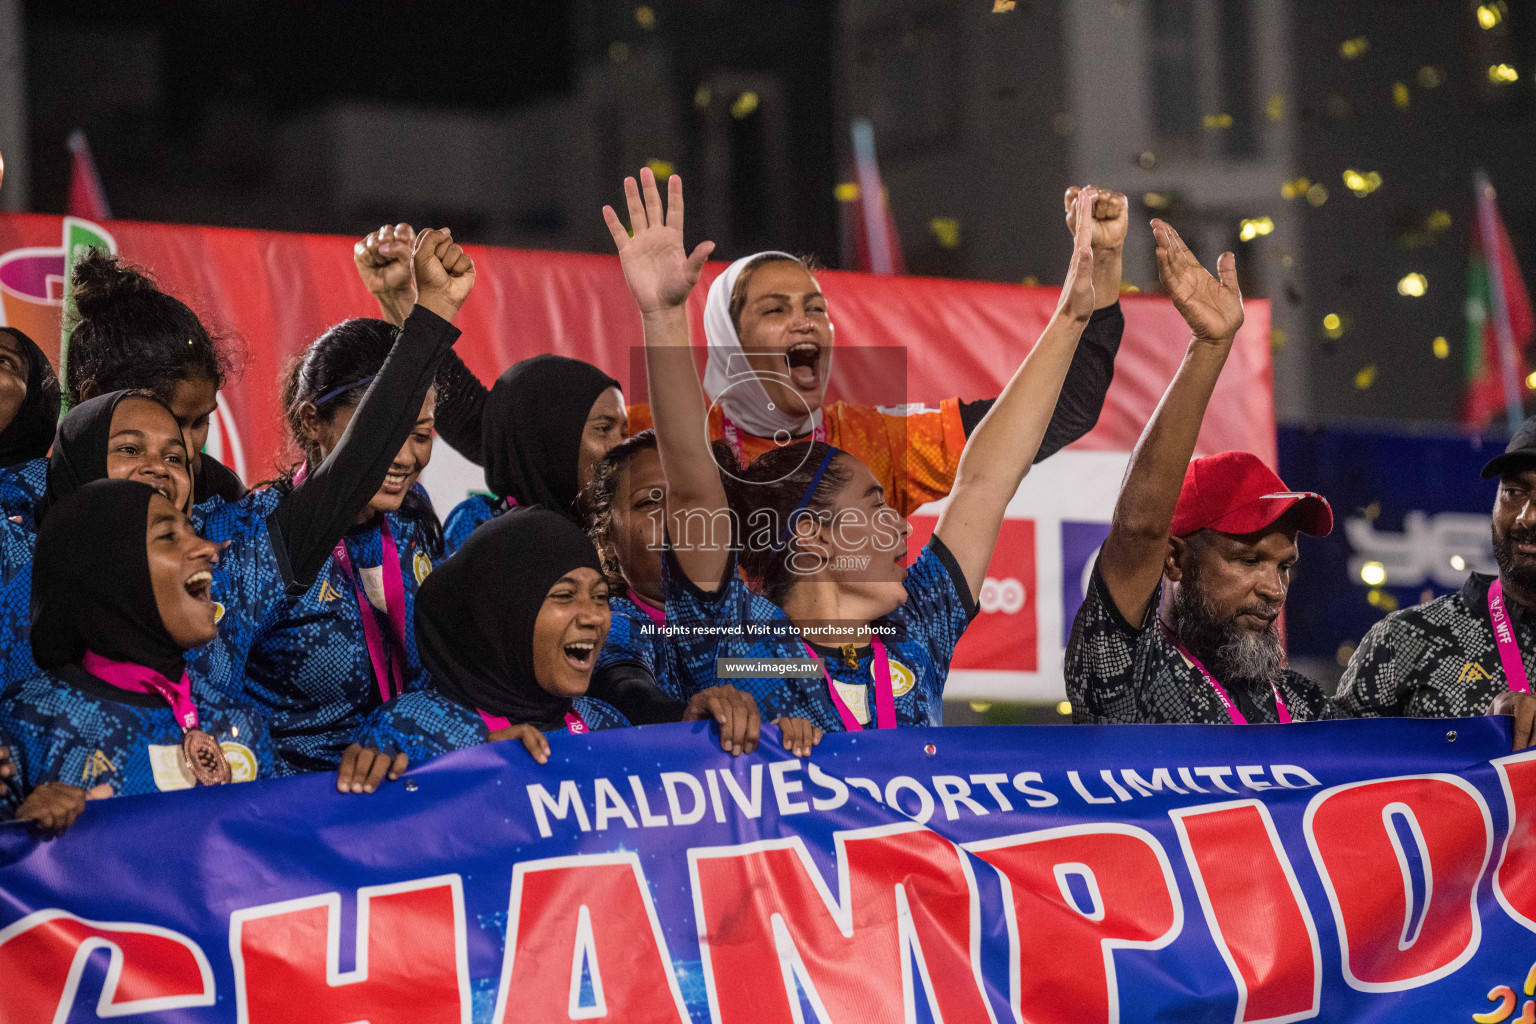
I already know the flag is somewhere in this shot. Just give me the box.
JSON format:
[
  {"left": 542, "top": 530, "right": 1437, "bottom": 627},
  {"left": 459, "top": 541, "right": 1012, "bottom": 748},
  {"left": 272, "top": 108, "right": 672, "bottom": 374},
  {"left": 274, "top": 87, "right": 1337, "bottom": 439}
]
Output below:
[
  {"left": 66, "top": 130, "right": 111, "bottom": 221},
  {"left": 844, "top": 119, "right": 904, "bottom": 275},
  {"left": 1464, "top": 172, "right": 1533, "bottom": 430}
]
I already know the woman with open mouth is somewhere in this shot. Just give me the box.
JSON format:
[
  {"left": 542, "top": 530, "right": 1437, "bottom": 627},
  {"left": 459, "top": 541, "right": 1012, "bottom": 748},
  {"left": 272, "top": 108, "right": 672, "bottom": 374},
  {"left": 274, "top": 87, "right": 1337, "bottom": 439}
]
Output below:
[
  {"left": 0, "top": 479, "right": 409, "bottom": 834},
  {"left": 355, "top": 505, "right": 801, "bottom": 764},
  {"left": 605, "top": 168, "right": 1098, "bottom": 730}
]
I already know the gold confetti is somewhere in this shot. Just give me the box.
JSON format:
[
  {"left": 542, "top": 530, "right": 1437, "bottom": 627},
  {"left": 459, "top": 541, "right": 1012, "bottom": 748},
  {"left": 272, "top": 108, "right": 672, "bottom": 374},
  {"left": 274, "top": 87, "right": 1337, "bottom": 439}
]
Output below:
[
  {"left": 992, "top": 0, "right": 1016, "bottom": 10},
  {"left": 1281, "top": 176, "right": 1311, "bottom": 200},
  {"left": 1118, "top": 282, "right": 1140, "bottom": 293},
  {"left": 1526, "top": 370, "right": 1536, "bottom": 390},
  {"left": 1271, "top": 329, "right": 1287, "bottom": 350},
  {"left": 1342, "top": 169, "right": 1382, "bottom": 197},
  {"left": 1433, "top": 335, "right": 1450, "bottom": 358},
  {"left": 834, "top": 182, "right": 860, "bottom": 202},
  {"left": 1203, "top": 113, "right": 1234, "bottom": 129},
  {"left": 1266, "top": 93, "right": 1285, "bottom": 121},
  {"left": 1339, "top": 35, "right": 1370, "bottom": 59},
  {"left": 608, "top": 40, "right": 630, "bottom": 63},
  {"left": 1355, "top": 364, "right": 1378, "bottom": 390},
  {"left": 693, "top": 85, "right": 712, "bottom": 109},
  {"left": 1143, "top": 191, "right": 1172, "bottom": 209},
  {"left": 1362, "top": 501, "right": 1381, "bottom": 523},
  {"left": 1427, "top": 209, "right": 1452, "bottom": 232},
  {"left": 1055, "top": 700, "right": 1072, "bottom": 716},
  {"left": 1238, "top": 216, "right": 1275, "bottom": 241},
  {"left": 929, "top": 217, "right": 961, "bottom": 249},
  {"left": 969, "top": 700, "right": 993, "bottom": 713},
  {"left": 1489, "top": 63, "right": 1520, "bottom": 84},
  {"left": 1360, "top": 560, "right": 1386, "bottom": 585},
  {"left": 1392, "top": 81, "right": 1410, "bottom": 109},
  {"left": 1021, "top": 275, "right": 1040, "bottom": 287},
  {"left": 1323, "top": 312, "right": 1344, "bottom": 339},
  {"left": 1136, "top": 150, "right": 1157, "bottom": 169},
  {"left": 730, "top": 91, "right": 759, "bottom": 119},
  {"left": 1336, "top": 643, "right": 1356, "bottom": 667},
  {"left": 1478, "top": 2, "right": 1506, "bottom": 29},
  {"left": 1418, "top": 65, "right": 1446, "bottom": 88},
  {"left": 1397, "top": 272, "right": 1427, "bottom": 297},
  {"left": 1306, "top": 183, "right": 1329, "bottom": 206},
  {"left": 645, "top": 158, "right": 674, "bottom": 180},
  {"left": 634, "top": 5, "right": 656, "bottom": 30},
  {"left": 1281, "top": 252, "right": 1295, "bottom": 267},
  {"left": 1450, "top": 554, "right": 1466, "bottom": 571},
  {"left": 1367, "top": 588, "right": 1398, "bottom": 611}
]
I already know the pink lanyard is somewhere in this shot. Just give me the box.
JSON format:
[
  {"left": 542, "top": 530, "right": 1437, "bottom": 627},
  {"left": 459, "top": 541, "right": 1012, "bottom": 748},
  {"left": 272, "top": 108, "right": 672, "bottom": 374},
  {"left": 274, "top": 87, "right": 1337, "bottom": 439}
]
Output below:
[
  {"left": 628, "top": 590, "right": 665, "bottom": 626},
  {"left": 332, "top": 519, "right": 408, "bottom": 704},
  {"left": 721, "top": 413, "right": 827, "bottom": 463},
  {"left": 1488, "top": 579, "right": 1532, "bottom": 692},
  {"left": 82, "top": 651, "right": 201, "bottom": 730},
  {"left": 1160, "top": 626, "right": 1292, "bottom": 725},
  {"left": 477, "top": 708, "right": 590, "bottom": 735},
  {"left": 803, "top": 639, "right": 898, "bottom": 731}
]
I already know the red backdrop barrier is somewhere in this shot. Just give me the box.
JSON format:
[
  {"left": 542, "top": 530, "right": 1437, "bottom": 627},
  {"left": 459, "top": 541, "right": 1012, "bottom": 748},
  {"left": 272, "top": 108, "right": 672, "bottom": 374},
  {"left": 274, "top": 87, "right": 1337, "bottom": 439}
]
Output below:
[{"left": 0, "top": 213, "right": 1273, "bottom": 700}]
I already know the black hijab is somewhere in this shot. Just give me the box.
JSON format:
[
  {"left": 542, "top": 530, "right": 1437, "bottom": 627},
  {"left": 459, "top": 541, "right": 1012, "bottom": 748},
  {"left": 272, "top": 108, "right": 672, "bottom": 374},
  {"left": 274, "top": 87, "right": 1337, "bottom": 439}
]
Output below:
[
  {"left": 482, "top": 354, "right": 620, "bottom": 516},
  {"left": 418, "top": 505, "right": 605, "bottom": 730},
  {"left": 38, "top": 389, "right": 187, "bottom": 524},
  {"left": 0, "top": 327, "right": 61, "bottom": 468},
  {"left": 31, "top": 478, "right": 187, "bottom": 679}
]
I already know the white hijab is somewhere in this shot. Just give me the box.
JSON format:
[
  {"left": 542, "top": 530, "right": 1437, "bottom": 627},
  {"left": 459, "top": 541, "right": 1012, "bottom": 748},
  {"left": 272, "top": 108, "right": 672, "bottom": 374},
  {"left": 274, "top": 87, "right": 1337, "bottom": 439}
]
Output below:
[{"left": 701, "top": 251, "right": 832, "bottom": 438}]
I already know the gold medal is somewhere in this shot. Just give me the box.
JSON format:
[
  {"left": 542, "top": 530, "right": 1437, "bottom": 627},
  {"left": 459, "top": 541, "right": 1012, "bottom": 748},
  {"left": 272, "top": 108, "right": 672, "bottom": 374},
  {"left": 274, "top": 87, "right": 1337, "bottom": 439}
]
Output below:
[{"left": 182, "top": 728, "right": 232, "bottom": 786}]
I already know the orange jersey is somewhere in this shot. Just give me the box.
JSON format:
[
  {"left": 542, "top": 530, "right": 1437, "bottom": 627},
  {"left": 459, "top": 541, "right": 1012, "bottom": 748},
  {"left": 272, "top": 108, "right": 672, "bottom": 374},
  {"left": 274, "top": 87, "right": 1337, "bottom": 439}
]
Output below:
[{"left": 626, "top": 399, "right": 967, "bottom": 517}]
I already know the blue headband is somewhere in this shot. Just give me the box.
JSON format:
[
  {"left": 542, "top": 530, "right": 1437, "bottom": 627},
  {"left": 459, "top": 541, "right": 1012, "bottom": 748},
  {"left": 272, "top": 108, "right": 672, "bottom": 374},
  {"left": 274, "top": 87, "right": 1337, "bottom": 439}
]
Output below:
[
  {"left": 314, "top": 374, "right": 376, "bottom": 407},
  {"left": 773, "top": 446, "right": 841, "bottom": 553}
]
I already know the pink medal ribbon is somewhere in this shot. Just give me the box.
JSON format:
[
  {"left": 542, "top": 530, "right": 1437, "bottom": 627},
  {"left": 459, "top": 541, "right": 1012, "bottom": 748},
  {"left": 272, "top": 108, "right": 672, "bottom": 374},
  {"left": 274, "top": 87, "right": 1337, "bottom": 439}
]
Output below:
[
  {"left": 1160, "top": 626, "right": 1292, "bottom": 725},
  {"left": 83, "top": 650, "right": 201, "bottom": 730},
  {"left": 291, "top": 460, "right": 410, "bottom": 704},
  {"left": 1488, "top": 579, "right": 1532, "bottom": 692},
  {"left": 721, "top": 412, "right": 827, "bottom": 464},
  {"left": 803, "top": 639, "right": 898, "bottom": 731},
  {"left": 332, "top": 519, "right": 409, "bottom": 704},
  {"left": 628, "top": 590, "right": 666, "bottom": 627},
  {"left": 478, "top": 708, "right": 590, "bottom": 735}
]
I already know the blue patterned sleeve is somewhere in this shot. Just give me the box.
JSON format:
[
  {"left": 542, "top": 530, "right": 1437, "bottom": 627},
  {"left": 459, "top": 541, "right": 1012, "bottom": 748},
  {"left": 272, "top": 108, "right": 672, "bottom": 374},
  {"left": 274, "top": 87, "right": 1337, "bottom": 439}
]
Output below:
[
  {"left": 899, "top": 535, "right": 978, "bottom": 682},
  {"left": 353, "top": 690, "right": 488, "bottom": 763},
  {"left": 189, "top": 491, "right": 288, "bottom": 699},
  {"left": 0, "top": 457, "right": 47, "bottom": 534},
  {"left": 560, "top": 696, "right": 632, "bottom": 733},
  {"left": 443, "top": 494, "right": 499, "bottom": 555},
  {"left": 0, "top": 521, "right": 35, "bottom": 688},
  {"left": 660, "top": 545, "right": 765, "bottom": 696},
  {"left": 0, "top": 722, "right": 20, "bottom": 817}
]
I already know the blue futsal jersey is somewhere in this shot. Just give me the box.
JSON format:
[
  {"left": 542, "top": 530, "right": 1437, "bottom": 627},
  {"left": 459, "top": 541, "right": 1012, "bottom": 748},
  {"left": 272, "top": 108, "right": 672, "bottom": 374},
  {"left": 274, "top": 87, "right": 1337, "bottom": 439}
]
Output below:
[
  {"left": 354, "top": 688, "right": 631, "bottom": 763},
  {"left": 0, "top": 517, "right": 36, "bottom": 688},
  {"left": 595, "top": 594, "right": 685, "bottom": 701},
  {"left": 0, "top": 665, "right": 274, "bottom": 800},
  {"left": 0, "top": 456, "right": 46, "bottom": 533},
  {"left": 443, "top": 493, "right": 501, "bottom": 555},
  {"left": 215, "top": 487, "right": 440, "bottom": 775},
  {"left": 660, "top": 537, "right": 977, "bottom": 732}
]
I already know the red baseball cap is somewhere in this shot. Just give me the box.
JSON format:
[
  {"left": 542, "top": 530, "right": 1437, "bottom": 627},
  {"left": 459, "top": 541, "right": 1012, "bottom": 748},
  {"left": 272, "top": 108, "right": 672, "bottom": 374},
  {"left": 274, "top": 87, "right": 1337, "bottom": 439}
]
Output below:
[{"left": 1170, "top": 451, "right": 1333, "bottom": 538}]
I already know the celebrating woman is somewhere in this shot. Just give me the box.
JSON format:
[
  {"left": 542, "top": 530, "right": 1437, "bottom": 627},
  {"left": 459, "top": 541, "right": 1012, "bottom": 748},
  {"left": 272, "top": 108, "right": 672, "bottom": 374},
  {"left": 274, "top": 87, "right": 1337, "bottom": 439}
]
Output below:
[{"left": 604, "top": 167, "right": 1098, "bottom": 730}]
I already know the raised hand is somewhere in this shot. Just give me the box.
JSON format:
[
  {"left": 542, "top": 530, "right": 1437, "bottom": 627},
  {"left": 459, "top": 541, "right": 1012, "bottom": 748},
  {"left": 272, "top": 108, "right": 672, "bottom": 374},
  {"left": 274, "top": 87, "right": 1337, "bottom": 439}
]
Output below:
[
  {"left": 1064, "top": 185, "right": 1128, "bottom": 252},
  {"left": 412, "top": 227, "right": 476, "bottom": 322},
  {"left": 1152, "top": 218, "right": 1244, "bottom": 343},
  {"left": 1054, "top": 186, "right": 1098, "bottom": 323},
  {"left": 355, "top": 223, "right": 417, "bottom": 300},
  {"left": 603, "top": 167, "right": 715, "bottom": 314}
]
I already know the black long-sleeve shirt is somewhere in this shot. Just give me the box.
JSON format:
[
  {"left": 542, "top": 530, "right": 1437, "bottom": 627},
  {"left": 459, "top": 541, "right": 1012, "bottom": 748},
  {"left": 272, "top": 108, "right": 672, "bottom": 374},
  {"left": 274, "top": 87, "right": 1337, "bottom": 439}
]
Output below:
[{"left": 268, "top": 305, "right": 461, "bottom": 594}]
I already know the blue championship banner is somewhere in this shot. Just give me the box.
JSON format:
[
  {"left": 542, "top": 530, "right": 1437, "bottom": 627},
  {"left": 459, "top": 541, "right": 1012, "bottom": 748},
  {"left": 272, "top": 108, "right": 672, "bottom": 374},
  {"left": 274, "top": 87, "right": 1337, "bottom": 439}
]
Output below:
[{"left": 4, "top": 717, "right": 1536, "bottom": 1024}]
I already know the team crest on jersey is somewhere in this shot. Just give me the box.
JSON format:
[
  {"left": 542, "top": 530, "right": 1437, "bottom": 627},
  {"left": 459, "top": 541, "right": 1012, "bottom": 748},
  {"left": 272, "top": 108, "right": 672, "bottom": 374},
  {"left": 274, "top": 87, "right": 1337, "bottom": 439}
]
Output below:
[
  {"left": 316, "top": 580, "right": 344, "bottom": 602},
  {"left": 148, "top": 741, "right": 258, "bottom": 790},
  {"left": 833, "top": 680, "right": 872, "bottom": 724},
  {"left": 220, "top": 742, "right": 258, "bottom": 782},
  {"left": 888, "top": 658, "right": 916, "bottom": 697},
  {"left": 1457, "top": 662, "right": 1493, "bottom": 684},
  {"left": 81, "top": 749, "right": 115, "bottom": 783},
  {"left": 414, "top": 550, "right": 433, "bottom": 585}
]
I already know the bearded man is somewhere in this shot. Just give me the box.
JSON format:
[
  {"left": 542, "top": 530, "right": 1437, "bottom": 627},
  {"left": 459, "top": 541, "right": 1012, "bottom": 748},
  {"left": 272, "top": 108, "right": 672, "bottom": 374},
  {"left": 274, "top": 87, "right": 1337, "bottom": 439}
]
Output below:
[
  {"left": 1065, "top": 219, "right": 1339, "bottom": 724},
  {"left": 1336, "top": 416, "right": 1536, "bottom": 746}
]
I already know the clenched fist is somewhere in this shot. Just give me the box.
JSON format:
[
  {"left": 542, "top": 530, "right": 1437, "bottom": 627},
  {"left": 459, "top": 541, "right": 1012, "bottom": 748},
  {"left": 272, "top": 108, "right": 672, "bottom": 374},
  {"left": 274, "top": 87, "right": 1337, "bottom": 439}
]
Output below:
[
  {"left": 412, "top": 227, "right": 476, "bottom": 323},
  {"left": 1064, "top": 185, "right": 1128, "bottom": 252}
]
